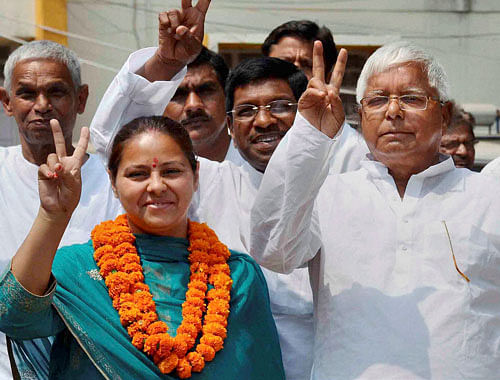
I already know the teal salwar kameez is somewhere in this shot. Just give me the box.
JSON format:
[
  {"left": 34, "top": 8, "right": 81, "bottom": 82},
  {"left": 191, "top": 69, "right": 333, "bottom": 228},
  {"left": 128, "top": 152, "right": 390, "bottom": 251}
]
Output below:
[{"left": 0, "top": 235, "right": 285, "bottom": 379}]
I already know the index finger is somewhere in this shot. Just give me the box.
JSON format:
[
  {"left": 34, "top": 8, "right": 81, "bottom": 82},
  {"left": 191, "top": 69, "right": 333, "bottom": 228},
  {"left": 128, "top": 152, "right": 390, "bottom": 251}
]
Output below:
[
  {"left": 72, "top": 127, "right": 90, "bottom": 166},
  {"left": 50, "top": 119, "right": 67, "bottom": 158},
  {"left": 181, "top": 0, "right": 192, "bottom": 10},
  {"left": 194, "top": 0, "right": 211, "bottom": 15},
  {"left": 329, "top": 48, "right": 348, "bottom": 92},
  {"left": 312, "top": 40, "right": 325, "bottom": 83}
]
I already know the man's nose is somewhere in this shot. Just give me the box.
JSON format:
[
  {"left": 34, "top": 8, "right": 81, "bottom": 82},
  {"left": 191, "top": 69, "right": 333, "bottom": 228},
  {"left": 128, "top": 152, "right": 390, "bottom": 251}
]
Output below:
[
  {"left": 385, "top": 98, "right": 404, "bottom": 120},
  {"left": 33, "top": 94, "right": 51, "bottom": 113},
  {"left": 455, "top": 143, "right": 468, "bottom": 156},
  {"left": 185, "top": 91, "right": 204, "bottom": 113},
  {"left": 253, "top": 107, "right": 276, "bottom": 129}
]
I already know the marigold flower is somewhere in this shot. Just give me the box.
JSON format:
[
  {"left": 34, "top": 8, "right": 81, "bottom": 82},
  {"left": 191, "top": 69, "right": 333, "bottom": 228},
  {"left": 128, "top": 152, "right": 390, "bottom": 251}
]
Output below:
[
  {"left": 188, "top": 279, "right": 207, "bottom": 293},
  {"left": 211, "top": 273, "right": 232, "bottom": 290},
  {"left": 203, "top": 323, "right": 227, "bottom": 339},
  {"left": 131, "top": 332, "right": 148, "bottom": 350},
  {"left": 207, "top": 288, "right": 230, "bottom": 302},
  {"left": 147, "top": 321, "right": 168, "bottom": 335},
  {"left": 133, "top": 282, "right": 150, "bottom": 293},
  {"left": 173, "top": 334, "right": 189, "bottom": 357},
  {"left": 121, "top": 262, "right": 142, "bottom": 274},
  {"left": 114, "top": 242, "right": 136, "bottom": 257},
  {"left": 158, "top": 354, "right": 179, "bottom": 374},
  {"left": 93, "top": 245, "right": 114, "bottom": 261},
  {"left": 176, "top": 358, "right": 192, "bottom": 379},
  {"left": 186, "top": 351, "right": 205, "bottom": 372},
  {"left": 200, "top": 334, "right": 224, "bottom": 352},
  {"left": 204, "top": 313, "right": 228, "bottom": 328},
  {"left": 157, "top": 334, "right": 174, "bottom": 357},
  {"left": 182, "top": 304, "right": 203, "bottom": 319},
  {"left": 182, "top": 314, "right": 202, "bottom": 330},
  {"left": 196, "top": 344, "right": 215, "bottom": 362},
  {"left": 144, "top": 334, "right": 161, "bottom": 356},
  {"left": 177, "top": 323, "right": 198, "bottom": 339},
  {"left": 99, "top": 258, "right": 119, "bottom": 277},
  {"left": 127, "top": 320, "right": 148, "bottom": 336}
]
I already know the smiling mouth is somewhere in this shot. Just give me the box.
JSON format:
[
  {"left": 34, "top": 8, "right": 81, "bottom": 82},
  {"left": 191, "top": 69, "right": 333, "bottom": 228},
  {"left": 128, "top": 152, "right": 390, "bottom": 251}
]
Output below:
[
  {"left": 144, "top": 200, "right": 175, "bottom": 209},
  {"left": 252, "top": 132, "right": 286, "bottom": 144},
  {"left": 29, "top": 119, "right": 52, "bottom": 127}
]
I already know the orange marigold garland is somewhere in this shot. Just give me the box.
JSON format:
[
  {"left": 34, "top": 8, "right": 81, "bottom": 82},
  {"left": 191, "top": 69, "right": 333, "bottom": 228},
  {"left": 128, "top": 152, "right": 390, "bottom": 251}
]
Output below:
[{"left": 91, "top": 214, "right": 232, "bottom": 378}]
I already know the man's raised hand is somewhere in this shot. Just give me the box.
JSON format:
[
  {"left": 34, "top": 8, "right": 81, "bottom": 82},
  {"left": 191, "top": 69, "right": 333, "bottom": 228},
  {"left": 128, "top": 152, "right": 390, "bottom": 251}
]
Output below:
[
  {"left": 298, "top": 41, "right": 347, "bottom": 138},
  {"left": 38, "top": 120, "right": 89, "bottom": 219},
  {"left": 157, "top": 0, "right": 211, "bottom": 67}
]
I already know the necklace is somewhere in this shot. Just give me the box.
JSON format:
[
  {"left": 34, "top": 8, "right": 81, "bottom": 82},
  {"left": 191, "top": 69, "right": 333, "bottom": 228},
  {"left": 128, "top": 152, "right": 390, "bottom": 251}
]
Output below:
[{"left": 91, "top": 214, "right": 232, "bottom": 378}]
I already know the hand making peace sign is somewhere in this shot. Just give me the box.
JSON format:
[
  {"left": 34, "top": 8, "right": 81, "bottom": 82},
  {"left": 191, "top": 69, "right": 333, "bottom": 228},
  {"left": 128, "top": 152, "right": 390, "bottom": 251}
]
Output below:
[
  {"left": 157, "top": 0, "right": 211, "bottom": 66},
  {"left": 38, "top": 120, "right": 89, "bottom": 218},
  {"left": 298, "top": 41, "right": 348, "bottom": 138}
]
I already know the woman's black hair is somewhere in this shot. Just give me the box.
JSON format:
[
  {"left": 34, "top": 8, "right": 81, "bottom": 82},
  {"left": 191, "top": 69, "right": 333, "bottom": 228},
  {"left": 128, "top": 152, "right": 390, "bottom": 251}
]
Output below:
[{"left": 108, "top": 116, "right": 197, "bottom": 179}]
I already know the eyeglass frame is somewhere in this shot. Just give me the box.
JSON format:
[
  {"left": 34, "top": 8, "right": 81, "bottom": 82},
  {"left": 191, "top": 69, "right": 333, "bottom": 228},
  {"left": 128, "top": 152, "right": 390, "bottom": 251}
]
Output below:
[
  {"left": 227, "top": 100, "right": 298, "bottom": 122},
  {"left": 440, "top": 138, "right": 478, "bottom": 151},
  {"left": 359, "top": 94, "right": 445, "bottom": 113}
]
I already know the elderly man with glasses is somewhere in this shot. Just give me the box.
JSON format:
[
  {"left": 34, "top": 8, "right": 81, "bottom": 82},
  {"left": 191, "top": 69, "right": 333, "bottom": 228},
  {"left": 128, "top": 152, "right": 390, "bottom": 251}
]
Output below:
[{"left": 251, "top": 41, "right": 500, "bottom": 379}]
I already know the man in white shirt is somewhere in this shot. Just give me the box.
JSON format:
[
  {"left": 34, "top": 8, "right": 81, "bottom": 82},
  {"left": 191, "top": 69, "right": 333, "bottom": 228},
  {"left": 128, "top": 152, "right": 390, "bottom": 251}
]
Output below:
[{"left": 251, "top": 40, "right": 500, "bottom": 379}]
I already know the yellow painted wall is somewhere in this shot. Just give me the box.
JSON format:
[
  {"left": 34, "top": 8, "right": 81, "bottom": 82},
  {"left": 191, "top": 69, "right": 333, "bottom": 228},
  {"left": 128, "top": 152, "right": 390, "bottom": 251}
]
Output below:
[{"left": 35, "top": 0, "right": 67, "bottom": 45}]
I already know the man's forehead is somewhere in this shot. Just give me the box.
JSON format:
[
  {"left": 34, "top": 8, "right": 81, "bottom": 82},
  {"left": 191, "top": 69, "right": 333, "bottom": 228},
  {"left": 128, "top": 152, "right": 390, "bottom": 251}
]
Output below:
[
  {"left": 181, "top": 64, "right": 220, "bottom": 87},
  {"left": 12, "top": 58, "right": 74, "bottom": 86},
  {"left": 233, "top": 78, "right": 294, "bottom": 102},
  {"left": 366, "top": 62, "right": 432, "bottom": 92}
]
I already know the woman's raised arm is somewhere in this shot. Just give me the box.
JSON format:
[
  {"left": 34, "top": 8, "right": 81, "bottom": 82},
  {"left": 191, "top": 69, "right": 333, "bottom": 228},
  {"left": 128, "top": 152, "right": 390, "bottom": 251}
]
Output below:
[{"left": 11, "top": 120, "right": 89, "bottom": 295}]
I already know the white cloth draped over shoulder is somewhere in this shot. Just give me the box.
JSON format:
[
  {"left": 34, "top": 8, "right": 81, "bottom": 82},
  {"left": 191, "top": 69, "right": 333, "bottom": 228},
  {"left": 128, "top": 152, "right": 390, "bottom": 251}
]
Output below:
[
  {"left": 89, "top": 49, "right": 369, "bottom": 380},
  {"left": 251, "top": 111, "right": 500, "bottom": 379}
]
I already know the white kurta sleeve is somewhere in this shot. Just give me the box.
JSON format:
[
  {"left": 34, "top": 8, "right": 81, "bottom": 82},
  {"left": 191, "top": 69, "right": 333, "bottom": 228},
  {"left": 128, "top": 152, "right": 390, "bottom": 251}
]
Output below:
[
  {"left": 250, "top": 112, "right": 337, "bottom": 274},
  {"left": 89, "top": 47, "right": 187, "bottom": 163}
]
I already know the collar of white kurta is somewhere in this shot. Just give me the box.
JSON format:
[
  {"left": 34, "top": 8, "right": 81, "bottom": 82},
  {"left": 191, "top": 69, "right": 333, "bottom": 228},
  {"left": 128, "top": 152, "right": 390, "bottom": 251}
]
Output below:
[{"left": 360, "top": 153, "right": 456, "bottom": 180}]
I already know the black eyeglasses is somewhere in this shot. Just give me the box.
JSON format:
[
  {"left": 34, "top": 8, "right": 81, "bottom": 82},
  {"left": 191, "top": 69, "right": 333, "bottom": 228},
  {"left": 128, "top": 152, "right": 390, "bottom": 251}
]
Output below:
[
  {"left": 228, "top": 100, "right": 297, "bottom": 122},
  {"left": 360, "top": 94, "right": 443, "bottom": 113},
  {"left": 440, "top": 139, "right": 478, "bottom": 151}
]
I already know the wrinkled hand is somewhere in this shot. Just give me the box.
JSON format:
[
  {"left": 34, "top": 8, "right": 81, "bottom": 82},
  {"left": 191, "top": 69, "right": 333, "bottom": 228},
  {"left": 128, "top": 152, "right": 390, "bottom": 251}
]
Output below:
[
  {"left": 38, "top": 120, "right": 89, "bottom": 219},
  {"left": 157, "top": 0, "right": 211, "bottom": 66},
  {"left": 298, "top": 41, "right": 347, "bottom": 138}
]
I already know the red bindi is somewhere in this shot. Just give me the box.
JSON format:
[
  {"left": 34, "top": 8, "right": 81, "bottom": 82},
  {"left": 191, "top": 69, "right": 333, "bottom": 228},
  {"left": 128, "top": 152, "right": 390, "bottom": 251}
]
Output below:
[{"left": 152, "top": 157, "right": 159, "bottom": 168}]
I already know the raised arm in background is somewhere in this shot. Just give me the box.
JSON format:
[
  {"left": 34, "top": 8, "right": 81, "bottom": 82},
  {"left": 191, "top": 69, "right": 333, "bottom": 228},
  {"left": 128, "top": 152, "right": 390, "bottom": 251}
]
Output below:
[
  {"left": 90, "top": 0, "right": 210, "bottom": 162},
  {"left": 250, "top": 42, "right": 348, "bottom": 273}
]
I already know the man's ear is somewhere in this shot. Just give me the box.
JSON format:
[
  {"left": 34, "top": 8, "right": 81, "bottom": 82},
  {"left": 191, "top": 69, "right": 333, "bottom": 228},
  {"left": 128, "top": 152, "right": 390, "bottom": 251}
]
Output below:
[
  {"left": 77, "top": 84, "right": 89, "bottom": 114},
  {"left": 226, "top": 115, "right": 236, "bottom": 147},
  {"left": 441, "top": 101, "right": 453, "bottom": 135},
  {"left": 193, "top": 161, "right": 200, "bottom": 192},
  {"left": 107, "top": 169, "right": 119, "bottom": 198},
  {"left": 0, "top": 87, "right": 13, "bottom": 116}
]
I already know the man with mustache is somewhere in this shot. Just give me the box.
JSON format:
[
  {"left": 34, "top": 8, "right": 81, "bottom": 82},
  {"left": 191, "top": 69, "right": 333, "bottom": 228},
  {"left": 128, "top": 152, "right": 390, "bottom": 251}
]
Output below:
[
  {"left": 163, "top": 47, "right": 244, "bottom": 163},
  {"left": 439, "top": 104, "right": 477, "bottom": 169}
]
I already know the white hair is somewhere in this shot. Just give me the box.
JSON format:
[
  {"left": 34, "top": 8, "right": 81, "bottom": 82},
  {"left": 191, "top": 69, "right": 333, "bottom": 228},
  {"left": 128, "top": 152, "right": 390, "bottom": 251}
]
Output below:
[
  {"left": 3, "top": 40, "right": 81, "bottom": 91},
  {"left": 356, "top": 41, "right": 450, "bottom": 103}
]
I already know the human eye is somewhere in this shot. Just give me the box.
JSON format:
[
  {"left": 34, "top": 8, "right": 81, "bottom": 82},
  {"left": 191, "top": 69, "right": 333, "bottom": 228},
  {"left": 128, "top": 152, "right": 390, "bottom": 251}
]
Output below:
[
  {"left": 270, "top": 100, "right": 296, "bottom": 114},
  {"left": 401, "top": 95, "right": 426, "bottom": 108},
  {"left": 126, "top": 170, "right": 148, "bottom": 179},
  {"left": 365, "top": 96, "right": 387, "bottom": 108},
  {"left": 235, "top": 105, "right": 256, "bottom": 118},
  {"left": 16, "top": 88, "right": 35, "bottom": 99},
  {"left": 197, "top": 83, "right": 217, "bottom": 98},
  {"left": 161, "top": 168, "right": 182, "bottom": 176},
  {"left": 171, "top": 88, "right": 188, "bottom": 103}
]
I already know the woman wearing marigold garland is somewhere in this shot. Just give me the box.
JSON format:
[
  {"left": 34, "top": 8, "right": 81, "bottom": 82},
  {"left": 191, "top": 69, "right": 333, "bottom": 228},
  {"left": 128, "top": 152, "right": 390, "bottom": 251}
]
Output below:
[{"left": 0, "top": 113, "right": 284, "bottom": 378}]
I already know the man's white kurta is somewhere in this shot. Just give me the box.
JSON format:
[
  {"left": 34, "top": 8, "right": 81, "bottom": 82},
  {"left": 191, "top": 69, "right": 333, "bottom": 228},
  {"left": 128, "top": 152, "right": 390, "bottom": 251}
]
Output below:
[
  {"left": 251, "top": 112, "right": 500, "bottom": 379},
  {"left": 90, "top": 48, "right": 369, "bottom": 380},
  {"left": 482, "top": 156, "right": 500, "bottom": 178}
]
